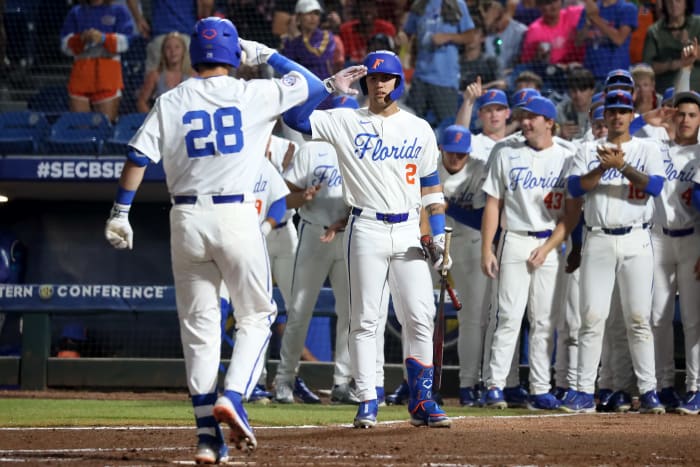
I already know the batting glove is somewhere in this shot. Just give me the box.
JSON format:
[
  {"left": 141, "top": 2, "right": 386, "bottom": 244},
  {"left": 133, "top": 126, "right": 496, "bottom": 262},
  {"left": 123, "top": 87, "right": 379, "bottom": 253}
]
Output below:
[
  {"left": 239, "top": 38, "right": 276, "bottom": 66},
  {"left": 323, "top": 65, "right": 367, "bottom": 95},
  {"left": 105, "top": 203, "right": 133, "bottom": 250},
  {"left": 430, "top": 233, "right": 452, "bottom": 271}
]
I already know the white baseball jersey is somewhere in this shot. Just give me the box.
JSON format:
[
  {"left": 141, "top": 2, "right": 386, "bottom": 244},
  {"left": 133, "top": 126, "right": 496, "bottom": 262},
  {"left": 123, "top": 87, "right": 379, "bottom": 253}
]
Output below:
[
  {"left": 653, "top": 142, "right": 700, "bottom": 229},
  {"left": 438, "top": 154, "right": 488, "bottom": 211},
  {"left": 253, "top": 158, "right": 291, "bottom": 224},
  {"left": 482, "top": 139, "right": 574, "bottom": 232},
  {"left": 694, "top": 158, "right": 700, "bottom": 184},
  {"left": 470, "top": 133, "right": 499, "bottom": 162},
  {"left": 284, "top": 140, "right": 348, "bottom": 227},
  {"left": 131, "top": 73, "right": 308, "bottom": 196},
  {"left": 571, "top": 137, "right": 666, "bottom": 227},
  {"left": 309, "top": 107, "right": 439, "bottom": 212}
]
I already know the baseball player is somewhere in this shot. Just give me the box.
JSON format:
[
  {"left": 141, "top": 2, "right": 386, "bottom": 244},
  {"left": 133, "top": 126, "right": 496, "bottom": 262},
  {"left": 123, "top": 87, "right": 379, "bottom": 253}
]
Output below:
[
  {"left": 274, "top": 95, "right": 359, "bottom": 405},
  {"left": 562, "top": 90, "right": 666, "bottom": 414},
  {"left": 104, "top": 17, "right": 366, "bottom": 462},
  {"left": 651, "top": 91, "right": 700, "bottom": 413},
  {"left": 480, "top": 96, "right": 580, "bottom": 411},
  {"left": 282, "top": 50, "right": 452, "bottom": 428}
]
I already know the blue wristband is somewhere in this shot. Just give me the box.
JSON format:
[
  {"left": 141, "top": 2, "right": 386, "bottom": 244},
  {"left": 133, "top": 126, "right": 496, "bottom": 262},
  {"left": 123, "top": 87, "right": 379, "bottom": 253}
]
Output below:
[
  {"left": 115, "top": 186, "right": 136, "bottom": 205},
  {"left": 429, "top": 213, "right": 446, "bottom": 236}
]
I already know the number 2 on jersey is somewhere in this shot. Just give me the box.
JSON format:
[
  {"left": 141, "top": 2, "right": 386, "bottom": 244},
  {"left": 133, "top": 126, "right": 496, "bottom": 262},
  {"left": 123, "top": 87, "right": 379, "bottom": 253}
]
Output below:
[
  {"left": 544, "top": 191, "right": 563, "bottom": 210},
  {"left": 681, "top": 188, "right": 692, "bottom": 206},
  {"left": 405, "top": 163, "right": 417, "bottom": 184},
  {"left": 183, "top": 107, "right": 244, "bottom": 158}
]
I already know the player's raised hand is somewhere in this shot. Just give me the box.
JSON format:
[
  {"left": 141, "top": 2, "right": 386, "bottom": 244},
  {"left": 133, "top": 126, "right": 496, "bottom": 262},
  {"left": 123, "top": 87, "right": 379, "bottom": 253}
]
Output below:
[
  {"left": 642, "top": 106, "right": 676, "bottom": 128},
  {"left": 464, "top": 76, "right": 483, "bottom": 103},
  {"left": 681, "top": 37, "right": 699, "bottom": 68},
  {"left": 324, "top": 65, "right": 368, "bottom": 95},
  {"left": 105, "top": 203, "right": 133, "bottom": 250},
  {"left": 238, "top": 38, "right": 277, "bottom": 66}
]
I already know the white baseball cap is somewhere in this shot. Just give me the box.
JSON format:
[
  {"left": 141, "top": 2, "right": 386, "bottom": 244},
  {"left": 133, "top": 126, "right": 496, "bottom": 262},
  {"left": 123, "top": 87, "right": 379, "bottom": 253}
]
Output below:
[{"left": 295, "top": 0, "right": 323, "bottom": 13}]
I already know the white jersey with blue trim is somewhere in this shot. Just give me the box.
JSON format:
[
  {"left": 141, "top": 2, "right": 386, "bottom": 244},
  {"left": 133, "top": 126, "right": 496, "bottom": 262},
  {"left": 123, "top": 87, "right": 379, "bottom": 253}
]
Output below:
[
  {"left": 251, "top": 158, "right": 291, "bottom": 224},
  {"left": 470, "top": 133, "right": 499, "bottom": 162},
  {"left": 284, "top": 140, "right": 347, "bottom": 227},
  {"left": 482, "top": 138, "right": 574, "bottom": 232},
  {"left": 653, "top": 142, "right": 700, "bottom": 230},
  {"left": 438, "top": 154, "right": 488, "bottom": 211},
  {"left": 309, "top": 107, "right": 439, "bottom": 212},
  {"left": 571, "top": 137, "right": 666, "bottom": 228},
  {"left": 129, "top": 73, "right": 308, "bottom": 197}
]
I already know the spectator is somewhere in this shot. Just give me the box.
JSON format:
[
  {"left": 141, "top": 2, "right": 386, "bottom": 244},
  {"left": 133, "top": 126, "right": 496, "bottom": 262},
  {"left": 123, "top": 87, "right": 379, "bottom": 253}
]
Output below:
[
  {"left": 629, "top": 0, "right": 658, "bottom": 64},
  {"left": 136, "top": 32, "right": 191, "bottom": 113},
  {"left": 459, "top": 18, "right": 505, "bottom": 90},
  {"left": 520, "top": 0, "right": 584, "bottom": 66},
  {"left": 60, "top": 0, "right": 135, "bottom": 123},
  {"left": 556, "top": 67, "right": 596, "bottom": 140},
  {"left": 403, "top": 0, "right": 475, "bottom": 125},
  {"left": 339, "top": 0, "right": 397, "bottom": 64},
  {"left": 514, "top": 69, "right": 543, "bottom": 90},
  {"left": 126, "top": 0, "right": 214, "bottom": 73},
  {"left": 227, "top": 0, "right": 278, "bottom": 47},
  {"left": 575, "top": 0, "right": 638, "bottom": 81},
  {"left": 480, "top": 0, "right": 528, "bottom": 74},
  {"left": 510, "top": 0, "right": 542, "bottom": 25},
  {"left": 643, "top": 0, "right": 700, "bottom": 93},
  {"left": 631, "top": 63, "right": 662, "bottom": 114}
]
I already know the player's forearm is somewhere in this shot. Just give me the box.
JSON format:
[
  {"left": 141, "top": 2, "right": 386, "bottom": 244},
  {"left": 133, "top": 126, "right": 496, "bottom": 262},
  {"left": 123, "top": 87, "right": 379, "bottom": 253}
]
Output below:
[
  {"left": 285, "top": 191, "right": 308, "bottom": 209},
  {"left": 578, "top": 166, "right": 605, "bottom": 192},
  {"left": 620, "top": 164, "right": 651, "bottom": 191},
  {"left": 118, "top": 160, "right": 147, "bottom": 192},
  {"left": 480, "top": 197, "right": 500, "bottom": 256}
]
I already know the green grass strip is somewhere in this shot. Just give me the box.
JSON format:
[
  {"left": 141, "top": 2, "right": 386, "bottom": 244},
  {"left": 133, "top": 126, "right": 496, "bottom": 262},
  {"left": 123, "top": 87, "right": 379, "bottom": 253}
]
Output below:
[{"left": 0, "top": 398, "right": 533, "bottom": 428}]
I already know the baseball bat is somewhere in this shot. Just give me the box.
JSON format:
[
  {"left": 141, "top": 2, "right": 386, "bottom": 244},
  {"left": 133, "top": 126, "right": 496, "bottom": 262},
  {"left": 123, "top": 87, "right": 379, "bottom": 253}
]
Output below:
[
  {"left": 433, "top": 227, "right": 452, "bottom": 391},
  {"left": 419, "top": 235, "right": 462, "bottom": 311}
]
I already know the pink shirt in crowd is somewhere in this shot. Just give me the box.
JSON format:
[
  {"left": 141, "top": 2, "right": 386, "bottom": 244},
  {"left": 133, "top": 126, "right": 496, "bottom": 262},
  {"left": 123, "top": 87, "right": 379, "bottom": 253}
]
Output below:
[{"left": 520, "top": 5, "right": 584, "bottom": 64}]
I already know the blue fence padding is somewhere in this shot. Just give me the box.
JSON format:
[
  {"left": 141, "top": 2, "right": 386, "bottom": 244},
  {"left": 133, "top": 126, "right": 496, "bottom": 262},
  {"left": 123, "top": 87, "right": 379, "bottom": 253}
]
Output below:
[{"left": 0, "top": 156, "right": 165, "bottom": 182}]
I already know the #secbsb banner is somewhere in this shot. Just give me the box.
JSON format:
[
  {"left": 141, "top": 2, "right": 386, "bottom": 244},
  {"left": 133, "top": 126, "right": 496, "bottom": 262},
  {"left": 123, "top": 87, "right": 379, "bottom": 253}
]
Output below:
[{"left": 0, "top": 156, "right": 165, "bottom": 181}]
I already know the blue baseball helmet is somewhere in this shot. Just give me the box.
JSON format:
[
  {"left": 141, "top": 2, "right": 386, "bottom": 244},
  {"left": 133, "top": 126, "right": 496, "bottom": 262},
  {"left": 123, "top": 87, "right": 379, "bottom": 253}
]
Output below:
[
  {"left": 190, "top": 17, "right": 241, "bottom": 68},
  {"left": 331, "top": 95, "right": 360, "bottom": 109},
  {"left": 359, "top": 50, "right": 405, "bottom": 101},
  {"left": 440, "top": 124, "right": 472, "bottom": 153}
]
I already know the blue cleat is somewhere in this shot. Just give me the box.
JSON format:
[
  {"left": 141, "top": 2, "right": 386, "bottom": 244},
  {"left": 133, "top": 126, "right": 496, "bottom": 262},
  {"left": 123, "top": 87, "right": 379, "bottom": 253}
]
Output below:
[
  {"left": 248, "top": 384, "right": 273, "bottom": 404},
  {"left": 194, "top": 440, "right": 228, "bottom": 464},
  {"left": 659, "top": 386, "right": 681, "bottom": 411},
  {"left": 596, "top": 388, "right": 614, "bottom": 412},
  {"left": 353, "top": 399, "right": 378, "bottom": 428},
  {"left": 484, "top": 387, "right": 507, "bottom": 409},
  {"left": 459, "top": 386, "right": 479, "bottom": 407},
  {"left": 560, "top": 391, "right": 596, "bottom": 413},
  {"left": 504, "top": 385, "right": 529, "bottom": 408},
  {"left": 386, "top": 380, "right": 409, "bottom": 405},
  {"left": 376, "top": 386, "right": 386, "bottom": 407},
  {"left": 677, "top": 391, "right": 700, "bottom": 415},
  {"left": 409, "top": 399, "right": 451, "bottom": 427},
  {"left": 551, "top": 386, "right": 568, "bottom": 401},
  {"left": 639, "top": 390, "right": 665, "bottom": 414},
  {"left": 527, "top": 392, "right": 562, "bottom": 410},
  {"left": 213, "top": 391, "right": 257, "bottom": 452},
  {"left": 609, "top": 391, "right": 632, "bottom": 413},
  {"left": 293, "top": 376, "right": 321, "bottom": 404}
]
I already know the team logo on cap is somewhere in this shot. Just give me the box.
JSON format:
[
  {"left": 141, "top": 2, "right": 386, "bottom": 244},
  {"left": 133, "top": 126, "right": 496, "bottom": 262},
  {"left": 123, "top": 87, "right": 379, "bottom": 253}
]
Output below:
[
  {"left": 487, "top": 90, "right": 497, "bottom": 99},
  {"left": 371, "top": 58, "right": 384, "bottom": 69},
  {"left": 202, "top": 29, "right": 217, "bottom": 40},
  {"left": 453, "top": 132, "right": 463, "bottom": 143}
]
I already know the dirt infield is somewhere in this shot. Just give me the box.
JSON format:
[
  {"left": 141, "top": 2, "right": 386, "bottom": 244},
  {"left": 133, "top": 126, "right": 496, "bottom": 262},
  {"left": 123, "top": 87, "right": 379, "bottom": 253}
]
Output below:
[{"left": 2, "top": 407, "right": 700, "bottom": 465}]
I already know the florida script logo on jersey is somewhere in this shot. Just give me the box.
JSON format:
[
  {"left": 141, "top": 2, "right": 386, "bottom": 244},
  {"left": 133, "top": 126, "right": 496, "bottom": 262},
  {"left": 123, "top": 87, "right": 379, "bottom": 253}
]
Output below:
[
  {"left": 508, "top": 167, "right": 566, "bottom": 191},
  {"left": 312, "top": 165, "right": 342, "bottom": 187},
  {"left": 353, "top": 133, "right": 422, "bottom": 161},
  {"left": 664, "top": 158, "right": 697, "bottom": 182},
  {"left": 586, "top": 158, "right": 646, "bottom": 180}
]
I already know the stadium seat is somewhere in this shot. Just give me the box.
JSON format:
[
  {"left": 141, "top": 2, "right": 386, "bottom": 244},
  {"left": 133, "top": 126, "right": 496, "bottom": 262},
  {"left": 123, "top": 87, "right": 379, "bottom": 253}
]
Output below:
[
  {"left": 27, "top": 85, "right": 70, "bottom": 120},
  {"left": 0, "top": 111, "right": 50, "bottom": 155},
  {"left": 104, "top": 112, "right": 146, "bottom": 155},
  {"left": 46, "top": 112, "right": 112, "bottom": 155}
]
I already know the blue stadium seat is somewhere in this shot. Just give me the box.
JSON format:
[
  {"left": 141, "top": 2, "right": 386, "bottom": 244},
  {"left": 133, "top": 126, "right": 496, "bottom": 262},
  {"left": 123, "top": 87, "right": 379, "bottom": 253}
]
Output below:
[
  {"left": 27, "top": 85, "right": 70, "bottom": 120},
  {"left": 104, "top": 112, "right": 146, "bottom": 155},
  {"left": 46, "top": 112, "right": 112, "bottom": 155},
  {"left": 0, "top": 111, "right": 50, "bottom": 155}
]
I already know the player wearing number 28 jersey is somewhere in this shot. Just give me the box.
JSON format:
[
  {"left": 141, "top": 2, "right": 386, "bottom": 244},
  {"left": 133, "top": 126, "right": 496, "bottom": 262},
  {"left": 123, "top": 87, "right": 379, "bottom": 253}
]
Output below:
[{"left": 103, "top": 17, "right": 356, "bottom": 463}]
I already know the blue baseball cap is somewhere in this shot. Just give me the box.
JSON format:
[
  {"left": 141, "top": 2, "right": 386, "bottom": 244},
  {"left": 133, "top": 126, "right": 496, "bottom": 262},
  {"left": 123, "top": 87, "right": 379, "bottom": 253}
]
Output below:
[
  {"left": 604, "top": 69, "right": 634, "bottom": 90},
  {"left": 604, "top": 90, "right": 634, "bottom": 110},
  {"left": 673, "top": 90, "right": 700, "bottom": 107},
  {"left": 662, "top": 87, "right": 675, "bottom": 105},
  {"left": 592, "top": 105, "right": 605, "bottom": 121},
  {"left": 518, "top": 96, "right": 557, "bottom": 120},
  {"left": 477, "top": 89, "right": 509, "bottom": 109},
  {"left": 440, "top": 124, "right": 472, "bottom": 153},
  {"left": 511, "top": 88, "right": 541, "bottom": 107},
  {"left": 331, "top": 95, "right": 359, "bottom": 109}
]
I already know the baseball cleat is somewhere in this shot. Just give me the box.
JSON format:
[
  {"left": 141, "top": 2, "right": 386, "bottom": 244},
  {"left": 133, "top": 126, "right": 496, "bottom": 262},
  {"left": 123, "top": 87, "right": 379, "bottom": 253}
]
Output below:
[
  {"left": 194, "top": 440, "right": 229, "bottom": 464},
  {"left": 248, "top": 384, "right": 273, "bottom": 404},
  {"left": 376, "top": 386, "right": 386, "bottom": 407},
  {"left": 353, "top": 400, "right": 378, "bottom": 428},
  {"left": 639, "top": 390, "right": 665, "bottom": 414},
  {"left": 293, "top": 376, "right": 321, "bottom": 404},
  {"left": 274, "top": 380, "right": 294, "bottom": 404},
  {"left": 527, "top": 393, "right": 562, "bottom": 410},
  {"left": 677, "top": 391, "right": 700, "bottom": 415},
  {"left": 560, "top": 391, "right": 596, "bottom": 413},
  {"left": 213, "top": 393, "right": 257, "bottom": 452},
  {"left": 409, "top": 399, "right": 451, "bottom": 428},
  {"left": 551, "top": 386, "right": 568, "bottom": 401},
  {"left": 596, "top": 388, "right": 614, "bottom": 412},
  {"left": 659, "top": 386, "right": 682, "bottom": 410},
  {"left": 503, "top": 385, "right": 529, "bottom": 408},
  {"left": 385, "top": 380, "right": 409, "bottom": 405},
  {"left": 330, "top": 382, "right": 360, "bottom": 405},
  {"left": 484, "top": 387, "right": 507, "bottom": 409},
  {"left": 609, "top": 391, "right": 632, "bottom": 413},
  {"left": 459, "top": 386, "right": 479, "bottom": 407}
]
